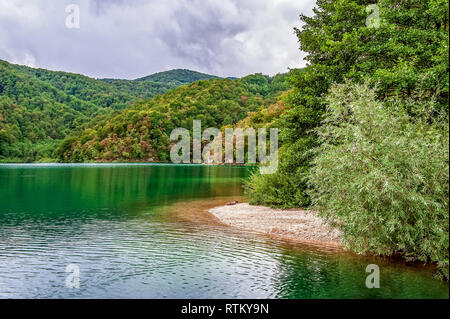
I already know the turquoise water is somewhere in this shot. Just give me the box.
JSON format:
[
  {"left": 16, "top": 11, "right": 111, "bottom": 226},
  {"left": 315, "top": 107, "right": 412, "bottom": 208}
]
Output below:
[{"left": 0, "top": 164, "right": 448, "bottom": 298}]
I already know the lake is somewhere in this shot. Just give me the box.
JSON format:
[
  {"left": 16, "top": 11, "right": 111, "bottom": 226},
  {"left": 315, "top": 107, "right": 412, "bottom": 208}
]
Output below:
[{"left": 0, "top": 164, "right": 448, "bottom": 298}]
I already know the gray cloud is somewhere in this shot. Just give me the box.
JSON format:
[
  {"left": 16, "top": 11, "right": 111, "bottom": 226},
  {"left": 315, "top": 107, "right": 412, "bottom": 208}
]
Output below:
[{"left": 0, "top": 0, "right": 315, "bottom": 79}]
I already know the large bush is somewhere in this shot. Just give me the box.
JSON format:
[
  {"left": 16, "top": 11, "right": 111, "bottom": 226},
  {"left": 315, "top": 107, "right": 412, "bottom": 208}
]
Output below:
[{"left": 308, "top": 82, "right": 449, "bottom": 279}]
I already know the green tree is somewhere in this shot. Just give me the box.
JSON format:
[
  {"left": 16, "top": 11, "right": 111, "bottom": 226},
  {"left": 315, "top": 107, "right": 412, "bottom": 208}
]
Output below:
[{"left": 246, "top": 0, "right": 449, "bottom": 208}]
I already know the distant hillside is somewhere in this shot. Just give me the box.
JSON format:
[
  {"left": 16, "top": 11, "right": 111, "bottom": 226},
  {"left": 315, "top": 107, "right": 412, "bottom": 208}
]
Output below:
[
  {"left": 101, "top": 69, "right": 218, "bottom": 101},
  {"left": 135, "top": 69, "right": 218, "bottom": 83},
  {"left": 13, "top": 63, "right": 219, "bottom": 110},
  {"left": 57, "top": 74, "right": 289, "bottom": 163},
  {"left": 0, "top": 59, "right": 221, "bottom": 162},
  {"left": 0, "top": 60, "right": 108, "bottom": 161}
]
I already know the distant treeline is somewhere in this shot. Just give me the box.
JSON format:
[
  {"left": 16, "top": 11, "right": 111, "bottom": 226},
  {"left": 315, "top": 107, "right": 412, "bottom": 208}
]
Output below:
[{"left": 0, "top": 61, "right": 222, "bottom": 162}]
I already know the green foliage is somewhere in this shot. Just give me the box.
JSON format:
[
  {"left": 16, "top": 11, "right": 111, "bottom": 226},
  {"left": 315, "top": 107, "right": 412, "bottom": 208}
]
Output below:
[
  {"left": 14, "top": 64, "right": 131, "bottom": 110},
  {"left": 57, "top": 75, "right": 288, "bottom": 162},
  {"left": 240, "top": 73, "right": 290, "bottom": 98},
  {"left": 0, "top": 60, "right": 219, "bottom": 162},
  {"left": 102, "top": 69, "right": 218, "bottom": 102},
  {"left": 308, "top": 82, "right": 449, "bottom": 279},
  {"left": 246, "top": 165, "right": 310, "bottom": 208},
  {"left": 243, "top": 1, "right": 449, "bottom": 276},
  {"left": 237, "top": 92, "right": 290, "bottom": 129},
  {"left": 247, "top": 0, "right": 449, "bottom": 208},
  {"left": 0, "top": 59, "right": 102, "bottom": 161},
  {"left": 134, "top": 68, "right": 218, "bottom": 84}
]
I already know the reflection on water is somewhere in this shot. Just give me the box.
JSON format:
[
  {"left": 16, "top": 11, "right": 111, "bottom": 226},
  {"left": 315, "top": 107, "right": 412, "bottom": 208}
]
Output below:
[{"left": 0, "top": 164, "right": 448, "bottom": 299}]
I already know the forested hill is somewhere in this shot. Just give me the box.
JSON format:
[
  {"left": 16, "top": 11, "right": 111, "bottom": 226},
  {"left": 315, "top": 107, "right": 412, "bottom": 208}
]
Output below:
[
  {"left": 100, "top": 69, "right": 218, "bottom": 102},
  {"left": 0, "top": 59, "right": 287, "bottom": 162},
  {"left": 0, "top": 59, "right": 107, "bottom": 161},
  {"left": 0, "top": 59, "right": 221, "bottom": 162},
  {"left": 57, "top": 73, "right": 289, "bottom": 163},
  {"left": 11, "top": 63, "right": 219, "bottom": 110},
  {"left": 134, "top": 69, "right": 218, "bottom": 84}
]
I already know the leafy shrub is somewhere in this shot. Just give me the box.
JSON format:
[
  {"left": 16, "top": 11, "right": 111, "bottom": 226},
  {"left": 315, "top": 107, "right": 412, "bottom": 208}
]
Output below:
[
  {"left": 308, "top": 82, "right": 449, "bottom": 279},
  {"left": 246, "top": 165, "right": 309, "bottom": 208}
]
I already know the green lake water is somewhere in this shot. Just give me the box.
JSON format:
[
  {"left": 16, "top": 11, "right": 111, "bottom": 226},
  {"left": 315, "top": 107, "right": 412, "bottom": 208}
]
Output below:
[{"left": 0, "top": 164, "right": 448, "bottom": 298}]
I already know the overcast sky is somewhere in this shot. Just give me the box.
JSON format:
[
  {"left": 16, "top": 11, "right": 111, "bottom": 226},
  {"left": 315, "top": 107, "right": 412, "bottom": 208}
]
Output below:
[{"left": 0, "top": 0, "right": 316, "bottom": 79}]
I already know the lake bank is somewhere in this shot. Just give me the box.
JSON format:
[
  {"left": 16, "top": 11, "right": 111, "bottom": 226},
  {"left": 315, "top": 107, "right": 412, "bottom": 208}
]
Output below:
[
  {"left": 209, "top": 203, "right": 343, "bottom": 249},
  {"left": 169, "top": 197, "right": 343, "bottom": 250},
  {"left": 174, "top": 198, "right": 448, "bottom": 282}
]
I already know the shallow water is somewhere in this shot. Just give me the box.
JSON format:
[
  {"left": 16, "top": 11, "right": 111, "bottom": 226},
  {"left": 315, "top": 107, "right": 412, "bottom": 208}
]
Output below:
[{"left": 0, "top": 164, "right": 448, "bottom": 298}]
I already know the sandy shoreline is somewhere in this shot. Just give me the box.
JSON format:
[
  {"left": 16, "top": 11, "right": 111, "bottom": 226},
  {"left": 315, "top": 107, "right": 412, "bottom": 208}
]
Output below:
[{"left": 209, "top": 203, "right": 343, "bottom": 249}]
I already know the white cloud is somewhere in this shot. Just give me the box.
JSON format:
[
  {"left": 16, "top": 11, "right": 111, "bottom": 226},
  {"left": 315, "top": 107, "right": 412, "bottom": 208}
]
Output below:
[{"left": 0, "top": 0, "right": 316, "bottom": 78}]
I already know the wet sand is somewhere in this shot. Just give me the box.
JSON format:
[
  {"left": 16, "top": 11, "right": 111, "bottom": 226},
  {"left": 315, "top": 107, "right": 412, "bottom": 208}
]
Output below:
[
  {"left": 169, "top": 197, "right": 343, "bottom": 249},
  {"left": 209, "top": 203, "right": 343, "bottom": 249}
]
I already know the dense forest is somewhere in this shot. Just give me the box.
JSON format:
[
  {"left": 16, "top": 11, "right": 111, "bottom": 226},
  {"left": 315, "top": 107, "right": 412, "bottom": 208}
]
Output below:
[
  {"left": 101, "top": 69, "right": 218, "bottom": 103},
  {"left": 1, "top": 58, "right": 287, "bottom": 162},
  {"left": 57, "top": 74, "right": 289, "bottom": 162},
  {"left": 0, "top": 60, "right": 218, "bottom": 162}
]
